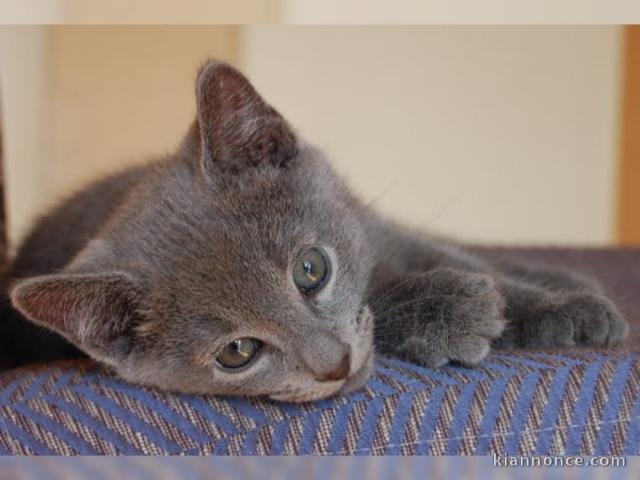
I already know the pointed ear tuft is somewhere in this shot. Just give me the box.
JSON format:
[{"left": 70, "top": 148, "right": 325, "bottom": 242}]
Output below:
[
  {"left": 195, "top": 60, "right": 298, "bottom": 175},
  {"left": 11, "top": 272, "right": 141, "bottom": 357}
]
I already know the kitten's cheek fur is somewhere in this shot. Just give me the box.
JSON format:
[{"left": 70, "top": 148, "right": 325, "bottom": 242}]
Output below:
[
  {"left": 340, "top": 349, "right": 374, "bottom": 395},
  {"left": 352, "top": 305, "right": 375, "bottom": 371}
]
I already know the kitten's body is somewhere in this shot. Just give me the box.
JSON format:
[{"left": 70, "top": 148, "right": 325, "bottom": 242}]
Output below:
[
  {"left": 1, "top": 166, "right": 149, "bottom": 364},
  {"left": 1, "top": 62, "right": 628, "bottom": 401}
]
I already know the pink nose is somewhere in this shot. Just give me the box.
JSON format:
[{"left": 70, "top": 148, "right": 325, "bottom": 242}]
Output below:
[{"left": 313, "top": 350, "right": 351, "bottom": 382}]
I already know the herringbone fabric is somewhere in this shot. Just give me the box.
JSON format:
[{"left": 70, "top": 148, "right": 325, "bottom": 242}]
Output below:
[{"left": 0, "top": 350, "right": 638, "bottom": 455}]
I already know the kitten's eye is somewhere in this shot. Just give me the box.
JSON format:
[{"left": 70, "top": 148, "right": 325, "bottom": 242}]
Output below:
[
  {"left": 216, "top": 338, "right": 262, "bottom": 370},
  {"left": 293, "top": 247, "right": 331, "bottom": 294}
]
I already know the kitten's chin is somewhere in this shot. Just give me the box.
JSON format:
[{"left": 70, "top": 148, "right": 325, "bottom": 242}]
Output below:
[{"left": 269, "top": 385, "right": 344, "bottom": 403}]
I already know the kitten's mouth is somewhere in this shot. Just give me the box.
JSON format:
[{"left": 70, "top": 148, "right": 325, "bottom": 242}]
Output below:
[{"left": 269, "top": 349, "right": 374, "bottom": 403}]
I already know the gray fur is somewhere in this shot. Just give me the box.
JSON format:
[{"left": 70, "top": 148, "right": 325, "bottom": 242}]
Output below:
[{"left": 1, "top": 61, "right": 628, "bottom": 402}]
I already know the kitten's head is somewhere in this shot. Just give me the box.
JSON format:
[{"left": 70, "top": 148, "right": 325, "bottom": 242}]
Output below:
[{"left": 11, "top": 61, "right": 375, "bottom": 402}]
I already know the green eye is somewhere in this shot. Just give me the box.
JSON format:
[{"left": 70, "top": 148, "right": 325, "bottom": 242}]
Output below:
[
  {"left": 293, "top": 247, "right": 331, "bottom": 294},
  {"left": 216, "top": 338, "right": 262, "bottom": 370}
]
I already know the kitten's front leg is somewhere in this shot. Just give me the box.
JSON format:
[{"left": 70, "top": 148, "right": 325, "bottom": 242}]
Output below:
[{"left": 370, "top": 268, "right": 507, "bottom": 367}]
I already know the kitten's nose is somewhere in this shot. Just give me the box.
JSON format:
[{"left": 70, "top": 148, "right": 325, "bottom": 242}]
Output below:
[
  {"left": 297, "top": 332, "right": 352, "bottom": 382},
  {"left": 313, "top": 348, "right": 351, "bottom": 383}
]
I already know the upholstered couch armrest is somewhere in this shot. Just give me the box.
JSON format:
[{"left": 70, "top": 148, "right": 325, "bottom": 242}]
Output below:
[{"left": 0, "top": 349, "right": 638, "bottom": 455}]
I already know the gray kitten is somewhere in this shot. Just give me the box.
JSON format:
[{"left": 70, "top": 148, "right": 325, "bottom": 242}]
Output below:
[{"left": 0, "top": 61, "right": 628, "bottom": 402}]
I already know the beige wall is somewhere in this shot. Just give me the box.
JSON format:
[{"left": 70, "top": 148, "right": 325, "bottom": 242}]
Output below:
[
  {"left": 0, "top": 27, "right": 52, "bottom": 251},
  {"left": 0, "top": 26, "right": 239, "bottom": 249},
  {"left": 281, "top": 0, "right": 640, "bottom": 23},
  {"left": 0, "top": 26, "right": 624, "bottom": 249},
  {"left": 0, "top": 1, "right": 65, "bottom": 23},
  {"left": 58, "top": 0, "right": 279, "bottom": 24},
  {"left": 0, "top": 0, "right": 278, "bottom": 23},
  {"left": 241, "top": 26, "right": 622, "bottom": 245},
  {"left": 2, "top": 0, "right": 640, "bottom": 24}
]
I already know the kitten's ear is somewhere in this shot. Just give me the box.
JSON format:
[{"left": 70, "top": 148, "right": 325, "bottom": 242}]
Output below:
[
  {"left": 10, "top": 272, "right": 141, "bottom": 359},
  {"left": 195, "top": 60, "right": 298, "bottom": 175}
]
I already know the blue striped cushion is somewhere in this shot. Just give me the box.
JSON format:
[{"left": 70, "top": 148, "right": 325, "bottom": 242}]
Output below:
[{"left": 0, "top": 350, "right": 638, "bottom": 455}]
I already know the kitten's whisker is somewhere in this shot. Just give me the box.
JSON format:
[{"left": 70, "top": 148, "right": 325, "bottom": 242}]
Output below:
[
  {"left": 369, "top": 272, "right": 429, "bottom": 310},
  {"left": 361, "top": 181, "right": 397, "bottom": 210},
  {"left": 374, "top": 193, "right": 464, "bottom": 271},
  {"left": 373, "top": 312, "right": 442, "bottom": 339},
  {"left": 373, "top": 301, "right": 450, "bottom": 331},
  {"left": 372, "top": 293, "right": 459, "bottom": 322}
]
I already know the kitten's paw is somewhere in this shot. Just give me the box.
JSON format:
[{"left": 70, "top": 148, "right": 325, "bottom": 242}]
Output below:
[
  {"left": 525, "top": 293, "right": 629, "bottom": 348},
  {"left": 389, "top": 271, "right": 507, "bottom": 367},
  {"left": 564, "top": 293, "right": 628, "bottom": 346}
]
